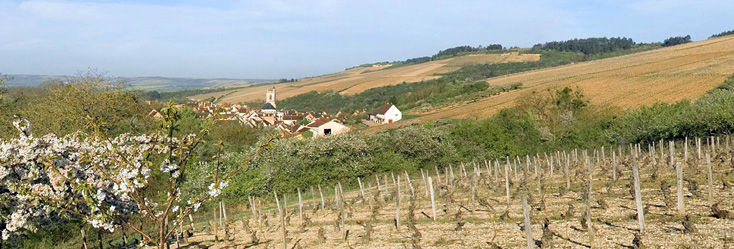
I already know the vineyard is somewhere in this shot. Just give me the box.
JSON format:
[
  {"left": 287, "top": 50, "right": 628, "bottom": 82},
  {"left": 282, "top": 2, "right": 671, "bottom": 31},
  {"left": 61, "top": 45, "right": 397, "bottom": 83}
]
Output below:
[{"left": 174, "top": 137, "right": 734, "bottom": 248}]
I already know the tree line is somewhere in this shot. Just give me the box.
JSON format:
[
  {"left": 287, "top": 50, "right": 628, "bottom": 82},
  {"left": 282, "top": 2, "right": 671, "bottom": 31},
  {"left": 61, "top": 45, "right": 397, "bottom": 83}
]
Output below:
[
  {"left": 663, "top": 35, "right": 692, "bottom": 47},
  {"left": 711, "top": 29, "right": 734, "bottom": 38},
  {"left": 531, "top": 37, "right": 636, "bottom": 54}
]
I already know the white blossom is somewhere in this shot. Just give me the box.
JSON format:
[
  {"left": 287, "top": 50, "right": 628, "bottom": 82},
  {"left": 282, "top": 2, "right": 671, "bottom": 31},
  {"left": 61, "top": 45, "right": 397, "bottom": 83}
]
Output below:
[{"left": 0, "top": 119, "right": 218, "bottom": 242}]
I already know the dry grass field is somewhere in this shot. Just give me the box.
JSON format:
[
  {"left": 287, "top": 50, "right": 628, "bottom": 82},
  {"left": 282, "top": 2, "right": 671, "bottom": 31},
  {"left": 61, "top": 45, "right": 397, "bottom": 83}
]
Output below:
[
  {"left": 164, "top": 139, "right": 734, "bottom": 249},
  {"left": 367, "top": 36, "right": 734, "bottom": 132},
  {"left": 188, "top": 52, "right": 539, "bottom": 104}
]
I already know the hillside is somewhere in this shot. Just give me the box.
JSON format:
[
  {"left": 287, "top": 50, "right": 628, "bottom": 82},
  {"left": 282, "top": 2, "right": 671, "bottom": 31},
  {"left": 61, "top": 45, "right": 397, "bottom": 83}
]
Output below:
[
  {"left": 367, "top": 35, "right": 734, "bottom": 132},
  {"left": 188, "top": 52, "right": 540, "bottom": 103},
  {"left": 4, "top": 75, "right": 272, "bottom": 92}
]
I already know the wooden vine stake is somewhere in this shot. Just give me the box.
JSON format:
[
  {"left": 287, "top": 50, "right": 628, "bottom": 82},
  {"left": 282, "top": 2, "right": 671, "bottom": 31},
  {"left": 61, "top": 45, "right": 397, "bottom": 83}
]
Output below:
[
  {"left": 357, "top": 177, "right": 365, "bottom": 202},
  {"left": 707, "top": 153, "right": 713, "bottom": 205},
  {"left": 274, "top": 190, "right": 287, "bottom": 249},
  {"left": 249, "top": 196, "right": 258, "bottom": 229},
  {"left": 428, "top": 176, "right": 437, "bottom": 221},
  {"left": 684, "top": 137, "right": 688, "bottom": 162},
  {"left": 612, "top": 150, "right": 617, "bottom": 182},
  {"left": 405, "top": 171, "right": 414, "bottom": 196},
  {"left": 188, "top": 214, "right": 196, "bottom": 232},
  {"left": 376, "top": 175, "right": 381, "bottom": 191},
  {"left": 434, "top": 166, "right": 441, "bottom": 185},
  {"left": 632, "top": 165, "right": 644, "bottom": 232},
  {"left": 461, "top": 163, "right": 468, "bottom": 178},
  {"left": 586, "top": 155, "right": 595, "bottom": 248},
  {"left": 80, "top": 229, "right": 88, "bottom": 249},
  {"left": 505, "top": 159, "right": 511, "bottom": 203},
  {"left": 421, "top": 169, "right": 429, "bottom": 198},
  {"left": 669, "top": 141, "right": 675, "bottom": 167},
  {"left": 318, "top": 185, "right": 325, "bottom": 210},
  {"left": 385, "top": 175, "right": 390, "bottom": 193},
  {"left": 339, "top": 183, "right": 346, "bottom": 229},
  {"left": 494, "top": 160, "right": 499, "bottom": 182},
  {"left": 697, "top": 137, "right": 702, "bottom": 159},
  {"left": 222, "top": 202, "right": 228, "bottom": 224},
  {"left": 565, "top": 156, "right": 571, "bottom": 190},
  {"left": 522, "top": 196, "right": 533, "bottom": 249},
  {"left": 310, "top": 186, "right": 316, "bottom": 210},
  {"left": 219, "top": 201, "right": 223, "bottom": 227},
  {"left": 676, "top": 162, "right": 685, "bottom": 215},
  {"left": 395, "top": 175, "right": 401, "bottom": 231},
  {"left": 298, "top": 188, "right": 303, "bottom": 223},
  {"left": 549, "top": 154, "right": 554, "bottom": 181}
]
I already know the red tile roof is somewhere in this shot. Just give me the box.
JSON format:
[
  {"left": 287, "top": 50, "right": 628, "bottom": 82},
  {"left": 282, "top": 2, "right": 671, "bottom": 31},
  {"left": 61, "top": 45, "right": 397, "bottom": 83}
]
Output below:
[
  {"left": 368, "top": 103, "right": 393, "bottom": 115},
  {"left": 307, "top": 118, "right": 332, "bottom": 128}
]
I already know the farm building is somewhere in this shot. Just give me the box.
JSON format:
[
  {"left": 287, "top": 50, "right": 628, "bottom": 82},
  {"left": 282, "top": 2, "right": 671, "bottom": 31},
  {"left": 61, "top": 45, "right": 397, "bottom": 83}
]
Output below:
[
  {"left": 367, "top": 103, "right": 402, "bottom": 124},
  {"left": 305, "top": 118, "right": 350, "bottom": 136}
]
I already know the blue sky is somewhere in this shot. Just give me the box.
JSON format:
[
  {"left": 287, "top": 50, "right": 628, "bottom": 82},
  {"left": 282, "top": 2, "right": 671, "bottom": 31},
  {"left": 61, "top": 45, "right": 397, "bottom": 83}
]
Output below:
[{"left": 1, "top": 0, "right": 733, "bottom": 79}]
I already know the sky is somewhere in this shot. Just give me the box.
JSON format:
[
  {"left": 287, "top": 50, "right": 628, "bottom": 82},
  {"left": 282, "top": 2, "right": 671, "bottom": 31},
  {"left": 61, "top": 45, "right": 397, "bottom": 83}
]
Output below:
[{"left": 1, "top": 0, "right": 734, "bottom": 79}]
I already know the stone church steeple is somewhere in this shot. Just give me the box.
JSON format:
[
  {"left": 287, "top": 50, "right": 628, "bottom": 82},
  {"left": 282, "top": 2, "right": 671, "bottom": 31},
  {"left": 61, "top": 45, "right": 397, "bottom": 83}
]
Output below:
[{"left": 265, "top": 87, "right": 276, "bottom": 108}]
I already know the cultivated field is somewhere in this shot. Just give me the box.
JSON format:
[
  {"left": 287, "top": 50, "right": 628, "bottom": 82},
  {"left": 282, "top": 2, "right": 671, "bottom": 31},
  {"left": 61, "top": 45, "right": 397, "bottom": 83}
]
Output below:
[
  {"left": 188, "top": 53, "right": 540, "bottom": 103},
  {"left": 173, "top": 138, "right": 734, "bottom": 248},
  {"left": 368, "top": 36, "right": 734, "bottom": 132}
]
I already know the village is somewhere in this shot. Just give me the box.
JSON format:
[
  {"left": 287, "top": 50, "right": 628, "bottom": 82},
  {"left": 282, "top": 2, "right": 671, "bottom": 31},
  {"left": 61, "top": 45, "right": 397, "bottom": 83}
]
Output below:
[{"left": 149, "top": 87, "right": 402, "bottom": 138}]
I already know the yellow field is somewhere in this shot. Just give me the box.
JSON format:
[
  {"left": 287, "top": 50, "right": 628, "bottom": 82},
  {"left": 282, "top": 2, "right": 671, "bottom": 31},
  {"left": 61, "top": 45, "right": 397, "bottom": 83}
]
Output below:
[
  {"left": 368, "top": 36, "right": 734, "bottom": 132},
  {"left": 188, "top": 53, "right": 540, "bottom": 103}
]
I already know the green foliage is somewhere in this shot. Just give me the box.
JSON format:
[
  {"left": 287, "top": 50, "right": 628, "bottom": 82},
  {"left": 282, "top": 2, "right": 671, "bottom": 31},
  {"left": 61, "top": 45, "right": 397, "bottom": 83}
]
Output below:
[
  {"left": 210, "top": 120, "right": 263, "bottom": 152},
  {"left": 432, "top": 44, "right": 504, "bottom": 60},
  {"left": 607, "top": 77, "right": 734, "bottom": 144},
  {"left": 301, "top": 130, "right": 314, "bottom": 138},
  {"left": 711, "top": 29, "right": 734, "bottom": 38},
  {"left": 1, "top": 74, "right": 156, "bottom": 137},
  {"left": 358, "top": 44, "right": 508, "bottom": 69},
  {"left": 149, "top": 87, "right": 231, "bottom": 103},
  {"left": 712, "top": 74, "right": 734, "bottom": 92},
  {"left": 223, "top": 126, "right": 456, "bottom": 199},
  {"left": 663, "top": 35, "right": 692, "bottom": 47},
  {"left": 450, "top": 109, "right": 542, "bottom": 160},
  {"left": 532, "top": 37, "right": 636, "bottom": 54},
  {"left": 553, "top": 87, "right": 588, "bottom": 114}
]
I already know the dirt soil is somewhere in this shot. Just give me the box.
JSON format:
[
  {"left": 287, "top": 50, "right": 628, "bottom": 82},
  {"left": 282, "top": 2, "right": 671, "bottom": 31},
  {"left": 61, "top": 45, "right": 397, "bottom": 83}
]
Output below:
[{"left": 172, "top": 144, "right": 734, "bottom": 248}]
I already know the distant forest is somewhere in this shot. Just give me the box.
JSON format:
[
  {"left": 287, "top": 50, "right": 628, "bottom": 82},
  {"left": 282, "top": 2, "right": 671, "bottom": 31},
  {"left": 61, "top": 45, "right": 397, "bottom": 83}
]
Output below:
[
  {"left": 356, "top": 44, "right": 508, "bottom": 69},
  {"left": 663, "top": 35, "right": 692, "bottom": 47},
  {"left": 531, "top": 37, "right": 636, "bottom": 54},
  {"left": 710, "top": 29, "right": 734, "bottom": 38}
]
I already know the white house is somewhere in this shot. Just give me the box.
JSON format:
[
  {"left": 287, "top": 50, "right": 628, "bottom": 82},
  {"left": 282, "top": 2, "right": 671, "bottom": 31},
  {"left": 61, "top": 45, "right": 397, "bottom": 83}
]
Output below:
[
  {"left": 306, "top": 118, "right": 351, "bottom": 136},
  {"left": 367, "top": 103, "right": 402, "bottom": 124}
]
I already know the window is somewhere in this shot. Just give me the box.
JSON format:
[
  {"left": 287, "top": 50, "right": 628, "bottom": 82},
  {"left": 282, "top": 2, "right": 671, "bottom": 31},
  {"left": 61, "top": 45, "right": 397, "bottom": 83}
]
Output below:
[{"left": 324, "top": 129, "right": 332, "bottom": 135}]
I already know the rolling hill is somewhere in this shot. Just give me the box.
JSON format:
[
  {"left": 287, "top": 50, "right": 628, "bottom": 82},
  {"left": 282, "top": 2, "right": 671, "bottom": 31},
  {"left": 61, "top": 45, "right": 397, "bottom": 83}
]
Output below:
[
  {"left": 366, "top": 35, "right": 734, "bottom": 132},
  {"left": 4, "top": 75, "right": 273, "bottom": 92},
  {"left": 188, "top": 52, "right": 540, "bottom": 103}
]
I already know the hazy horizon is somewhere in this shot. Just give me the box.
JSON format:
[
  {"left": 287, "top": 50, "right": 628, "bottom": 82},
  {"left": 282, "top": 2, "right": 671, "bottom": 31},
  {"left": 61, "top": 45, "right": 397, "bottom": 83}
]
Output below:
[{"left": 2, "top": 0, "right": 734, "bottom": 79}]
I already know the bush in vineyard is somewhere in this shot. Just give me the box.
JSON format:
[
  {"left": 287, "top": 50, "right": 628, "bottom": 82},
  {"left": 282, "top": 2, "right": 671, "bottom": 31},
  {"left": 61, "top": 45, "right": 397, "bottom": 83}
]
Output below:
[
  {"left": 0, "top": 106, "right": 261, "bottom": 248},
  {"left": 225, "top": 126, "right": 456, "bottom": 199}
]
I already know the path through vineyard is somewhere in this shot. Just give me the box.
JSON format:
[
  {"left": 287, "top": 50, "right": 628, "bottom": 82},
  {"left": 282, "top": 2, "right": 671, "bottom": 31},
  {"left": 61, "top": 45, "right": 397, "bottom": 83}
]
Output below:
[{"left": 175, "top": 138, "right": 734, "bottom": 248}]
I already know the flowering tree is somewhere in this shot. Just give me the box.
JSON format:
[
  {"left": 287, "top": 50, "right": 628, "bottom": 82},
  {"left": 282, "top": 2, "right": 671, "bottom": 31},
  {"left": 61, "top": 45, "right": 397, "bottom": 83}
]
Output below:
[{"left": 0, "top": 106, "right": 267, "bottom": 248}]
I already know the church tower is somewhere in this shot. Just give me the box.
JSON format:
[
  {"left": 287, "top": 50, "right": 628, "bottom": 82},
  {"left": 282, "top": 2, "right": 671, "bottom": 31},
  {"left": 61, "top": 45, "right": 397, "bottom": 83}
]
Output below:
[{"left": 265, "top": 87, "right": 276, "bottom": 108}]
